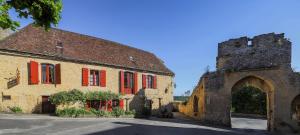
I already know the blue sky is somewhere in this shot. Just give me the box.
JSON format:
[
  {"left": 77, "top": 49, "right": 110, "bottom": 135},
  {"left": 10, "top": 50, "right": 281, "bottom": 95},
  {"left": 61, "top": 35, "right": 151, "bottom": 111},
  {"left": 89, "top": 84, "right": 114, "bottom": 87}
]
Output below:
[{"left": 10, "top": 0, "right": 300, "bottom": 96}]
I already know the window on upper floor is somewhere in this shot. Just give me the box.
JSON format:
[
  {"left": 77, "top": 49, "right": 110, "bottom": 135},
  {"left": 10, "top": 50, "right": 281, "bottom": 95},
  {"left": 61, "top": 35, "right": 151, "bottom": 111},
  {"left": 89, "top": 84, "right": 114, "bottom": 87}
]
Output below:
[
  {"left": 28, "top": 61, "right": 60, "bottom": 85},
  {"left": 89, "top": 70, "right": 99, "bottom": 86},
  {"left": 124, "top": 72, "right": 134, "bottom": 94},
  {"left": 119, "top": 71, "right": 138, "bottom": 95},
  {"left": 124, "top": 72, "right": 134, "bottom": 89},
  {"left": 82, "top": 68, "right": 106, "bottom": 87},
  {"left": 142, "top": 74, "right": 157, "bottom": 89},
  {"left": 147, "top": 75, "right": 154, "bottom": 89},
  {"left": 41, "top": 64, "right": 55, "bottom": 84}
]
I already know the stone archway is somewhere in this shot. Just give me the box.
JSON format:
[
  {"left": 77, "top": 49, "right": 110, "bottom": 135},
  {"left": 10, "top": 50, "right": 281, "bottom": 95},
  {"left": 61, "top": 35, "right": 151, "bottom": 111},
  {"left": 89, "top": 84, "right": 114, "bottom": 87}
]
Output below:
[
  {"left": 230, "top": 76, "right": 274, "bottom": 131},
  {"left": 193, "top": 96, "right": 199, "bottom": 113},
  {"left": 291, "top": 95, "right": 300, "bottom": 122},
  {"left": 178, "top": 33, "right": 300, "bottom": 133}
]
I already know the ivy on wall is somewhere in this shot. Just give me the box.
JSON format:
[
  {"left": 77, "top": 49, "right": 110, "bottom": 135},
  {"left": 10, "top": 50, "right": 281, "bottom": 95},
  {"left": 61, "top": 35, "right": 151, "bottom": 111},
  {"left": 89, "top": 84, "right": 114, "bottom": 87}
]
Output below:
[
  {"left": 49, "top": 89, "right": 85, "bottom": 105},
  {"left": 85, "top": 91, "right": 120, "bottom": 101}
]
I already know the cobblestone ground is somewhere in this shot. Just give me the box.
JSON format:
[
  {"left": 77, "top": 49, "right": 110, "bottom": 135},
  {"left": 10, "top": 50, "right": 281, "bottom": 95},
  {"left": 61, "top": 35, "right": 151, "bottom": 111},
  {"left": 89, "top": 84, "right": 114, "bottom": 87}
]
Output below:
[{"left": 0, "top": 113, "right": 268, "bottom": 135}]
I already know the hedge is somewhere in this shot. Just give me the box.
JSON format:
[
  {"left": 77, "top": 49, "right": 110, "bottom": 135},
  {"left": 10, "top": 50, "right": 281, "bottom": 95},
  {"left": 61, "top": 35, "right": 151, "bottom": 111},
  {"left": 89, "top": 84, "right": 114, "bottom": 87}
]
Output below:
[{"left": 49, "top": 89, "right": 120, "bottom": 106}]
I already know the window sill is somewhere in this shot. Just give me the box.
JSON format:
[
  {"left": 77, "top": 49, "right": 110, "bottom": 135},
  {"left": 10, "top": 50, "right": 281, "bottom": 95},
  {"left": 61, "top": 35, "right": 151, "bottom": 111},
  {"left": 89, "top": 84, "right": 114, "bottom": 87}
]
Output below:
[
  {"left": 146, "top": 88, "right": 157, "bottom": 90},
  {"left": 41, "top": 83, "right": 55, "bottom": 85}
]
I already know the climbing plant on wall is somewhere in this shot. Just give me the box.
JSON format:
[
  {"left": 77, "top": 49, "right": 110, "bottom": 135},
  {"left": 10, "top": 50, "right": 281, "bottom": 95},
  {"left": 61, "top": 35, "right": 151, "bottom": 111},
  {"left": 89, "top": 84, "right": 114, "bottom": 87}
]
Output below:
[{"left": 49, "top": 89, "right": 85, "bottom": 105}]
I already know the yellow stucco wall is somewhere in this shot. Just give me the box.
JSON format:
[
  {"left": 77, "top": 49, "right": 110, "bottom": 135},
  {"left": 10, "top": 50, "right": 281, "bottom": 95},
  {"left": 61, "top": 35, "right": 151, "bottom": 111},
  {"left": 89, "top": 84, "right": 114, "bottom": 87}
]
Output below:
[
  {"left": 0, "top": 52, "right": 174, "bottom": 113},
  {"left": 178, "top": 82, "right": 205, "bottom": 120}
]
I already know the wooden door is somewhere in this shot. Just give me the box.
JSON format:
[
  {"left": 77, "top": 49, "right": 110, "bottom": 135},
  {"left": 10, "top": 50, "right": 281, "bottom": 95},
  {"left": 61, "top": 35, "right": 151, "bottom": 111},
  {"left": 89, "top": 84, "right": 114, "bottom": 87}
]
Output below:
[{"left": 42, "top": 96, "right": 55, "bottom": 114}]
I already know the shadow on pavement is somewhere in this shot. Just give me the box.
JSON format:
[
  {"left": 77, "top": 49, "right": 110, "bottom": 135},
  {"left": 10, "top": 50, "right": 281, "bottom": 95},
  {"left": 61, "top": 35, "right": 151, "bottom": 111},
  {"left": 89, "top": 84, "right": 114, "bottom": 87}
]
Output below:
[
  {"left": 86, "top": 119, "right": 269, "bottom": 135},
  {"left": 87, "top": 121, "right": 240, "bottom": 135}
]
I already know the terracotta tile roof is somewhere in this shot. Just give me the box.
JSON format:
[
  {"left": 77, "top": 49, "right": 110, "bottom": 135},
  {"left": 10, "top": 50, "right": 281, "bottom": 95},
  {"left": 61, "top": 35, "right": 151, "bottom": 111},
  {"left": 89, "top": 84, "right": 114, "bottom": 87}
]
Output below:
[{"left": 0, "top": 25, "right": 174, "bottom": 76}]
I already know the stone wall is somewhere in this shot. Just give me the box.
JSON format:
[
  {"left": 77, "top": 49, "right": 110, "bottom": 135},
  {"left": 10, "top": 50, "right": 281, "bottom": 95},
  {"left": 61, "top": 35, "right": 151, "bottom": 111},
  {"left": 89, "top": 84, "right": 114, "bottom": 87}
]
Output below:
[
  {"left": 0, "top": 51, "right": 174, "bottom": 114},
  {"left": 178, "top": 77, "right": 205, "bottom": 120},
  {"left": 217, "top": 33, "right": 291, "bottom": 71}
]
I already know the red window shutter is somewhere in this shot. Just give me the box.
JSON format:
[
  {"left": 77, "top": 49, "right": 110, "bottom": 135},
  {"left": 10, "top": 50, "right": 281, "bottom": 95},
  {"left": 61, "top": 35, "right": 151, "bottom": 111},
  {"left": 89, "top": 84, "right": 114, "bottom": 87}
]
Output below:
[
  {"left": 120, "top": 71, "right": 125, "bottom": 94},
  {"left": 119, "top": 99, "right": 124, "bottom": 110},
  {"left": 100, "top": 70, "right": 106, "bottom": 87},
  {"left": 82, "top": 68, "right": 89, "bottom": 86},
  {"left": 133, "top": 72, "right": 138, "bottom": 94},
  {"left": 55, "top": 64, "right": 61, "bottom": 84},
  {"left": 142, "top": 74, "right": 146, "bottom": 89},
  {"left": 29, "top": 61, "right": 39, "bottom": 84},
  {"left": 153, "top": 75, "right": 157, "bottom": 89}
]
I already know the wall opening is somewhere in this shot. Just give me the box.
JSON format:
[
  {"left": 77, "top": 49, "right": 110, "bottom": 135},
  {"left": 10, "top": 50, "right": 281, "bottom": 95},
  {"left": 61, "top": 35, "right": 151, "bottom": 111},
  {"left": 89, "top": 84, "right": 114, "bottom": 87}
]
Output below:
[
  {"left": 247, "top": 40, "right": 253, "bottom": 47},
  {"left": 193, "top": 96, "right": 199, "bottom": 113},
  {"left": 232, "top": 86, "right": 267, "bottom": 116},
  {"left": 230, "top": 76, "right": 274, "bottom": 131},
  {"left": 291, "top": 95, "right": 300, "bottom": 123}
]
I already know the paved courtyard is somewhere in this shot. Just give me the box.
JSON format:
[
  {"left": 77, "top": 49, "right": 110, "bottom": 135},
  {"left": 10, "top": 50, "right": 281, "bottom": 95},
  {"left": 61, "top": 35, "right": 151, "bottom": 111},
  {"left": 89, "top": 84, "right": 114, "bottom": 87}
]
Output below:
[{"left": 0, "top": 113, "right": 268, "bottom": 135}]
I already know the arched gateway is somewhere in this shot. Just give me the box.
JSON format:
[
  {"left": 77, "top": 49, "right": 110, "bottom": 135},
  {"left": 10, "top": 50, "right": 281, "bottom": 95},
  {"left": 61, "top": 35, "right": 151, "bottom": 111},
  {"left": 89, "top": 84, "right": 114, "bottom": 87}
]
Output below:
[
  {"left": 231, "top": 76, "right": 274, "bottom": 130},
  {"left": 179, "top": 33, "right": 300, "bottom": 134}
]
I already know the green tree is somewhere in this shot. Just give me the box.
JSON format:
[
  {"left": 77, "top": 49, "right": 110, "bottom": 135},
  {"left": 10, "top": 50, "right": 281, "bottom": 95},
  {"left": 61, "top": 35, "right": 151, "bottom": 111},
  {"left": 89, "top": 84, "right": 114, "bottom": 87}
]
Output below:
[
  {"left": 0, "top": 0, "right": 62, "bottom": 31},
  {"left": 232, "top": 86, "right": 267, "bottom": 115}
]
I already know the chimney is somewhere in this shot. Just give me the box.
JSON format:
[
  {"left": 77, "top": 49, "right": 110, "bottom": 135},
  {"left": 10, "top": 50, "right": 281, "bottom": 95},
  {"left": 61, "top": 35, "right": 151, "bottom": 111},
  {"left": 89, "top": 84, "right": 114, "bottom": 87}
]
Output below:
[{"left": 55, "top": 42, "right": 64, "bottom": 56}]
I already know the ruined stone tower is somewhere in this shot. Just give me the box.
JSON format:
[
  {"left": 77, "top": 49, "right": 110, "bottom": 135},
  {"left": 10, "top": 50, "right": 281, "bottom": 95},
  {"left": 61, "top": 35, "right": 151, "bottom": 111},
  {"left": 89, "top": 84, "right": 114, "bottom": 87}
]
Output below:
[
  {"left": 217, "top": 33, "right": 291, "bottom": 71},
  {"left": 179, "top": 33, "right": 300, "bottom": 134}
]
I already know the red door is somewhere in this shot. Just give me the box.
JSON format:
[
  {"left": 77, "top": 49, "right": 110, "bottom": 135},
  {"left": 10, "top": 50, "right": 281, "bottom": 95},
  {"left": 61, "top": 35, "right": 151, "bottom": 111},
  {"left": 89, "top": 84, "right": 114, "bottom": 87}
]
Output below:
[{"left": 42, "top": 96, "right": 55, "bottom": 114}]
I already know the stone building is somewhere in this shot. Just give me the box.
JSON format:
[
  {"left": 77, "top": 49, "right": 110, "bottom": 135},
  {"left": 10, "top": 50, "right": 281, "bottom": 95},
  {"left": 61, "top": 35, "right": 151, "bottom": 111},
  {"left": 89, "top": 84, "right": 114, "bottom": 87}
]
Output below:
[
  {"left": 179, "top": 33, "right": 300, "bottom": 134},
  {"left": 0, "top": 25, "right": 174, "bottom": 114}
]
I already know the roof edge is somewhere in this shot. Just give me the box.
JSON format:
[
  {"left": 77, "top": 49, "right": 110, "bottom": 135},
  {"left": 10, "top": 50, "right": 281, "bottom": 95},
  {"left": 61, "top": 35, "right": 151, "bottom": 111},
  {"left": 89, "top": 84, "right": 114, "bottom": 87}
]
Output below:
[{"left": 0, "top": 48, "right": 175, "bottom": 76}]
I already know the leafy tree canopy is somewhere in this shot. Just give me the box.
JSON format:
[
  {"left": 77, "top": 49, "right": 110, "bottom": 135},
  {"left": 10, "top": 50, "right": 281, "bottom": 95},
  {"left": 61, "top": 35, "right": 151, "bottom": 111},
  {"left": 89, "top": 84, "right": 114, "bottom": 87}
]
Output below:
[
  {"left": 232, "top": 86, "right": 267, "bottom": 115},
  {"left": 0, "top": 0, "right": 62, "bottom": 31}
]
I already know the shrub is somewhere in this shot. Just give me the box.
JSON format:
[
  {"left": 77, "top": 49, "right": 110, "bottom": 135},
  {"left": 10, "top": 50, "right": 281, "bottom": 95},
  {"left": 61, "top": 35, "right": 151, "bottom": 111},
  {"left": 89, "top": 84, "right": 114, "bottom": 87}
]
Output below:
[
  {"left": 157, "top": 108, "right": 173, "bottom": 118},
  {"left": 85, "top": 91, "right": 120, "bottom": 101},
  {"left": 9, "top": 106, "right": 22, "bottom": 113},
  {"left": 49, "top": 89, "right": 85, "bottom": 105},
  {"left": 49, "top": 90, "right": 120, "bottom": 107},
  {"left": 125, "top": 110, "right": 136, "bottom": 116},
  {"left": 75, "top": 108, "right": 89, "bottom": 117},
  {"left": 90, "top": 109, "right": 108, "bottom": 117},
  {"left": 111, "top": 107, "right": 125, "bottom": 117},
  {"left": 55, "top": 107, "right": 88, "bottom": 117},
  {"left": 142, "top": 106, "right": 151, "bottom": 117}
]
